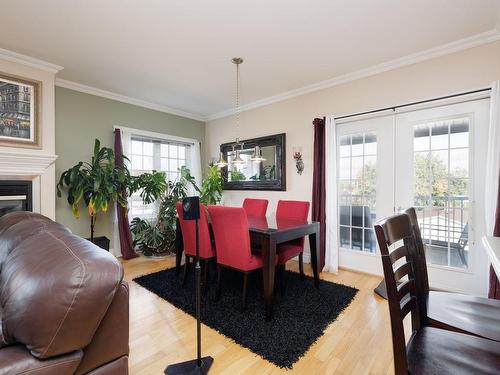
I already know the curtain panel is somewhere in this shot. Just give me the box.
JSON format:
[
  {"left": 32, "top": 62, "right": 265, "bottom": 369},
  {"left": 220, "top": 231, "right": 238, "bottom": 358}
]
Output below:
[
  {"left": 312, "top": 118, "right": 326, "bottom": 270},
  {"left": 114, "top": 128, "right": 139, "bottom": 259},
  {"left": 486, "top": 81, "right": 500, "bottom": 299}
]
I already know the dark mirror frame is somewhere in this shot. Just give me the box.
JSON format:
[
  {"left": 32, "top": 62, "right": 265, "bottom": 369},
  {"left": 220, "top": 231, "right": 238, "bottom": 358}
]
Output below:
[{"left": 220, "top": 133, "right": 286, "bottom": 191}]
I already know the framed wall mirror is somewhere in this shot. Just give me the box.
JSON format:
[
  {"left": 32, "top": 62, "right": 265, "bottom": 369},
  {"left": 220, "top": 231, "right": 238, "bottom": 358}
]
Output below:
[{"left": 220, "top": 133, "right": 286, "bottom": 191}]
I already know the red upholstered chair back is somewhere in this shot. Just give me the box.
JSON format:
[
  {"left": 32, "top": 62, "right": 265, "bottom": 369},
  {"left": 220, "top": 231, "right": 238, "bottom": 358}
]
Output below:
[
  {"left": 208, "top": 205, "right": 253, "bottom": 270},
  {"left": 276, "top": 200, "right": 310, "bottom": 248},
  {"left": 243, "top": 198, "right": 269, "bottom": 217},
  {"left": 276, "top": 200, "right": 310, "bottom": 221},
  {"left": 176, "top": 202, "right": 215, "bottom": 259}
]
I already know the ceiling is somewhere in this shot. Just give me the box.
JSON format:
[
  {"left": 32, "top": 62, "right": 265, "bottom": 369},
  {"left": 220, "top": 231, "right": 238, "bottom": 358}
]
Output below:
[{"left": 0, "top": 0, "right": 499, "bottom": 120}]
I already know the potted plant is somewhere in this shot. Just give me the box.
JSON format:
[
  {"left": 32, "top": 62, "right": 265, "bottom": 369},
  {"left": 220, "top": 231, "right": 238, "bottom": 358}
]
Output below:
[
  {"left": 129, "top": 165, "right": 224, "bottom": 256},
  {"left": 129, "top": 168, "right": 189, "bottom": 257},
  {"left": 56, "top": 139, "right": 130, "bottom": 250}
]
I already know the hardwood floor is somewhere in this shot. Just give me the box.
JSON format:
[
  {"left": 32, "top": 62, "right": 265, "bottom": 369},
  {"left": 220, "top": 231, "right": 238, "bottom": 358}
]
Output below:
[{"left": 123, "top": 256, "right": 396, "bottom": 375}]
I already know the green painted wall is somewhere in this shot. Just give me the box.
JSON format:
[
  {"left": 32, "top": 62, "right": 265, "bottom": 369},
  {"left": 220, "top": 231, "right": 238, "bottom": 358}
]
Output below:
[{"left": 55, "top": 87, "right": 205, "bottom": 251}]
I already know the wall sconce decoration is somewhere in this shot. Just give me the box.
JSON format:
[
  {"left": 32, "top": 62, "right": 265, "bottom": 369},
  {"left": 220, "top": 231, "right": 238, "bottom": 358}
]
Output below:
[{"left": 293, "top": 147, "right": 304, "bottom": 175}]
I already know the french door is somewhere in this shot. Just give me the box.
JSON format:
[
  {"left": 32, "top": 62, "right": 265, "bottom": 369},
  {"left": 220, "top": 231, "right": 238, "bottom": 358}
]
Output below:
[{"left": 336, "top": 98, "right": 490, "bottom": 295}]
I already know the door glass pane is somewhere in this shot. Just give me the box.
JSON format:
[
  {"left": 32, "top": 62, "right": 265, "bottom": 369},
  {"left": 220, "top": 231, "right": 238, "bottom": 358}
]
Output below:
[
  {"left": 338, "top": 132, "right": 377, "bottom": 253},
  {"left": 413, "top": 117, "right": 470, "bottom": 269}
]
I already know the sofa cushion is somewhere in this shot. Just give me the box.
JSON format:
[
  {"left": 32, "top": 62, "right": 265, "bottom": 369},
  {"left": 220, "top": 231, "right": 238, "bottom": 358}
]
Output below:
[{"left": 0, "top": 229, "right": 123, "bottom": 359}]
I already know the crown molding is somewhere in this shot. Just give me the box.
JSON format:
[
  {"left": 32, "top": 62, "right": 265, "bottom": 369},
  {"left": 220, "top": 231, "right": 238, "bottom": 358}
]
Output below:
[
  {"left": 207, "top": 29, "right": 500, "bottom": 121},
  {"left": 55, "top": 78, "right": 206, "bottom": 122},
  {"left": 0, "top": 47, "right": 63, "bottom": 74}
]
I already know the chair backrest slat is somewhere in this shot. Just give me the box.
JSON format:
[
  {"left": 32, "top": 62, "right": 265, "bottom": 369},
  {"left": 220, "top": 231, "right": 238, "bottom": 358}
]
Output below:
[
  {"left": 394, "top": 261, "right": 412, "bottom": 282},
  {"left": 397, "top": 279, "right": 415, "bottom": 303},
  {"left": 400, "top": 296, "right": 417, "bottom": 319},
  {"left": 389, "top": 245, "right": 410, "bottom": 264}
]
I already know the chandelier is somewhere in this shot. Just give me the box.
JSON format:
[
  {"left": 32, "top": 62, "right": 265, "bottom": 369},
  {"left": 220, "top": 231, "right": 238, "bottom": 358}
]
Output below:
[{"left": 216, "top": 58, "right": 265, "bottom": 167}]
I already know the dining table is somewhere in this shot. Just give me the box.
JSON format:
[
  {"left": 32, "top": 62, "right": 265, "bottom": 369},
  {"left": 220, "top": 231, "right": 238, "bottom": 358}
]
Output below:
[{"left": 175, "top": 214, "right": 321, "bottom": 320}]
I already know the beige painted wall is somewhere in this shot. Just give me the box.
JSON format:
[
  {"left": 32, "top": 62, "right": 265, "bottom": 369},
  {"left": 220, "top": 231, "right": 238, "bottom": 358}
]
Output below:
[
  {"left": 206, "top": 40, "right": 500, "bottom": 259},
  {"left": 55, "top": 87, "right": 205, "bottom": 251},
  {"left": 0, "top": 57, "right": 57, "bottom": 218}
]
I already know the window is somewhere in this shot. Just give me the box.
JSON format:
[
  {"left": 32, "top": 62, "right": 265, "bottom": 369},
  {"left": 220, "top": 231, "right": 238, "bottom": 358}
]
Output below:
[
  {"left": 128, "top": 135, "right": 190, "bottom": 221},
  {"left": 338, "top": 132, "right": 377, "bottom": 253},
  {"left": 413, "top": 118, "right": 470, "bottom": 268}
]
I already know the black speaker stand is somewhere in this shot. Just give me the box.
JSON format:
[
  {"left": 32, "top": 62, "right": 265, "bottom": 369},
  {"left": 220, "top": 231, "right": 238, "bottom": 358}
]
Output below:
[{"left": 165, "top": 218, "right": 214, "bottom": 375}]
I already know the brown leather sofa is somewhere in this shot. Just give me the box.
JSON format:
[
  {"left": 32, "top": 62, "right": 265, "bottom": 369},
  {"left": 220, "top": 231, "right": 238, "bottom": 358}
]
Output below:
[{"left": 0, "top": 212, "right": 129, "bottom": 375}]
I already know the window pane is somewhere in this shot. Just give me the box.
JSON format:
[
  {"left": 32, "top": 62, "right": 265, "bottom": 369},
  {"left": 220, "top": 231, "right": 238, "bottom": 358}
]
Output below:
[
  {"left": 131, "top": 140, "right": 142, "bottom": 155},
  {"left": 160, "top": 158, "right": 168, "bottom": 171},
  {"left": 414, "top": 125, "right": 430, "bottom": 151},
  {"left": 339, "top": 205, "right": 350, "bottom": 226},
  {"left": 339, "top": 157, "right": 350, "bottom": 180},
  {"left": 352, "top": 206, "right": 363, "bottom": 227},
  {"left": 131, "top": 155, "right": 142, "bottom": 170},
  {"left": 143, "top": 141, "right": 153, "bottom": 156},
  {"left": 351, "top": 228, "right": 363, "bottom": 251},
  {"left": 450, "top": 119, "right": 469, "bottom": 148},
  {"left": 169, "top": 158, "right": 177, "bottom": 172},
  {"left": 161, "top": 144, "right": 168, "bottom": 157},
  {"left": 340, "top": 226, "right": 350, "bottom": 248},
  {"left": 351, "top": 135, "right": 363, "bottom": 156},
  {"left": 364, "top": 229, "right": 376, "bottom": 253},
  {"left": 169, "top": 145, "right": 178, "bottom": 158},
  {"left": 178, "top": 146, "right": 186, "bottom": 159},
  {"left": 337, "top": 131, "right": 377, "bottom": 253},
  {"left": 450, "top": 149, "right": 468, "bottom": 178},
  {"left": 143, "top": 156, "right": 153, "bottom": 170},
  {"left": 430, "top": 122, "right": 448, "bottom": 150},
  {"left": 364, "top": 133, "right": 377, "bottom": 155}
]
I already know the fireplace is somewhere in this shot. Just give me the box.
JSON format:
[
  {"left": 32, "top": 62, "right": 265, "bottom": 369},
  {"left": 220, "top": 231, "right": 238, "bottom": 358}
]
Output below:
[{"left": 0, "top": 181, "right": 32, "bottom": 217}]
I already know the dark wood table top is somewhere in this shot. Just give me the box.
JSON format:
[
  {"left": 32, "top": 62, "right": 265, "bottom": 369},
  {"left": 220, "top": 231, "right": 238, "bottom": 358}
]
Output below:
[{"left": 247, "top": 215, "right": 319, "bottom": 234}]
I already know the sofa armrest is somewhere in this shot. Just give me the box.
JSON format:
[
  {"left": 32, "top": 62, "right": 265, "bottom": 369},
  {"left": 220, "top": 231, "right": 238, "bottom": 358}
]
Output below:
[{"left": 75, "top": 282, "right": 129, "bottom": 375}]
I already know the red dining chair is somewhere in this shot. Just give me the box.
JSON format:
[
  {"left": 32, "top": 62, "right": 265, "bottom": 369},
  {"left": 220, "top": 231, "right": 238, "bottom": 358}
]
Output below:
[
  {"left": 242, "top": 198, "right": 269, "bottom": 217},
  {"left": 208, "top": 205, "right": 263, "bottom": 310},
  {"left": 275, "top": 200, "right": 310, "bottom": 286},
  {"left": 176, "top": 202, "right": 216, "bottom": 289}
]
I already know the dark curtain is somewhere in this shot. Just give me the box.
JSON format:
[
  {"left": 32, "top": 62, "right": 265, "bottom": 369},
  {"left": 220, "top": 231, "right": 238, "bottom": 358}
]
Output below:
[
  {"left": 114, "top": 128, "right": 139, "bottom": 260},
  {"left": 312, "top": 117, "right": 326, "bottom": 270},
  {"left": 488, "top": 173, "right": 500, "bottom": 298}
]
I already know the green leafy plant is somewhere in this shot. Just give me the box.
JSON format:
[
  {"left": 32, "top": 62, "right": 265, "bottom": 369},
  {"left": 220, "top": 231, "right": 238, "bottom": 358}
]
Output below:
[
  {"left": 56, "top": 139, "right": 130, "bottom": 242},
  {"left": 129, "top": 170, "right": 189, "bottom": 256},
  {"left": 129, "top": 165, "right": 224, "bottom": 256},
  {"left": 229, "top": 169, "right": 246, "bottom": 182},
  {"left": 200, "top": 165, "right": 224, "bottom": 205}
]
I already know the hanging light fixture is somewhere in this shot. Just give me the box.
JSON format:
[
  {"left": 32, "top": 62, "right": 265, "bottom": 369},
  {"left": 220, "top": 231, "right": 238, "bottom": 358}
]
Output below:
[
  {"left": 232, "top": 138, "right": 245, "bottom": 164},
  {"left": 214, "top": 151, "right": 227, "bottom": 167},
  {"left": 250, "top": 145, "right": 266, "bottom": 163}
]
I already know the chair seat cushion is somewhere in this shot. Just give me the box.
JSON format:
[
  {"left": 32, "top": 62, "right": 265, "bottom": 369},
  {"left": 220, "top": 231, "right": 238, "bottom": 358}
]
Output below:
[
  {"left": 407, "top": 327, "right": 500, "bottom": 375},
  {"left": 220, "top": 254, "right": 263, "bottom": 272},
  {"left": 277, "top": 243, "right": 303, "bottom": 264},
  {"left": 428, "top": 291, "right": 500, "bottom": 342}
]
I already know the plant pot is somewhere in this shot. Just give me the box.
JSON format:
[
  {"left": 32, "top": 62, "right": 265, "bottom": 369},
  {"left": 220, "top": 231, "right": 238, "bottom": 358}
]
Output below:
[{"left": 86, "top": 236, "right": 110, "bottom": 251}]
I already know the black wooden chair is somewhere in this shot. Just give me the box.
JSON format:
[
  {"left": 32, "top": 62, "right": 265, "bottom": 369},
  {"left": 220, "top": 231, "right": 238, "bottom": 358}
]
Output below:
[
  {"left": 406, "top": 207, "right": 500, "bottom": 342},
  {"left": 375, "top": 213, "right": 500, "bottom": 375}
]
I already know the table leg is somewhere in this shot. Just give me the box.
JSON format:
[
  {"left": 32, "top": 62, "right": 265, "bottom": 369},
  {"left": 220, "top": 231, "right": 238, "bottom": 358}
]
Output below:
[
  {"left": 309, "top": 230, "right": 320, "bottom": 288},
  {"left": 175, "top": 218, "right": 183, "bottom": 275},
  {"left": 261, "top": 235, "right": 276, "bottom": 321}
]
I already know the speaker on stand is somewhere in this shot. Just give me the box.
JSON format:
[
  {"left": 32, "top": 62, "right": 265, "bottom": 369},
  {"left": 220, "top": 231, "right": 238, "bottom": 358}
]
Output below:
[{"left": 165, "top": 196, "right": 214, "bottom": 375}]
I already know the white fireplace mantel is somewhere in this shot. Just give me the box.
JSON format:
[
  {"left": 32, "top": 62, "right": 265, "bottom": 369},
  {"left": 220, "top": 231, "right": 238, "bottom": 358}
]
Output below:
[{"left": 0, "top": 150, "right": 58, "bottom": 176}]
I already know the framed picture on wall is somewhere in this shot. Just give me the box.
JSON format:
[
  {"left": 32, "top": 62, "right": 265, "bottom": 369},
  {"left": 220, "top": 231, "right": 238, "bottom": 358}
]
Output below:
[{"left": 0, "top": 72, "right": 41, "bottom": 148}]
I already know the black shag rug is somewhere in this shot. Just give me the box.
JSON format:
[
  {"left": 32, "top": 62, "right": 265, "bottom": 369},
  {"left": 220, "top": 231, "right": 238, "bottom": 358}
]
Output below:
[{"left": 133, "top": 264, "right": 358, "bottom": 369}]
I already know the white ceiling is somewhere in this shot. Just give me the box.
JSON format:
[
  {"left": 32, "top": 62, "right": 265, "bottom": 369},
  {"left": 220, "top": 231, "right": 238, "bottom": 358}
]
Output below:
[{"left": 0, "top": 0, "right": 499, "bottom": 120}]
